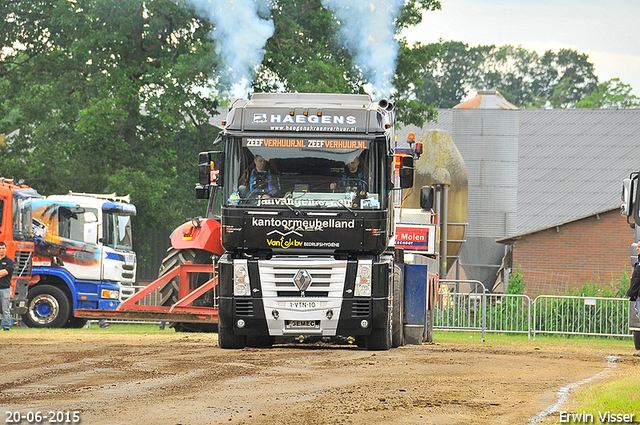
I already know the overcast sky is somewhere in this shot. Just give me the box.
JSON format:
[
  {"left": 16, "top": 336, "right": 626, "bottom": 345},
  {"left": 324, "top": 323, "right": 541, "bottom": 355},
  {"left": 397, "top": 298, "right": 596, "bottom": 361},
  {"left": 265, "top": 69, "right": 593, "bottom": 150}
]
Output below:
[{"left": 401, "top": 0, "right": 640, "bottom": 98}]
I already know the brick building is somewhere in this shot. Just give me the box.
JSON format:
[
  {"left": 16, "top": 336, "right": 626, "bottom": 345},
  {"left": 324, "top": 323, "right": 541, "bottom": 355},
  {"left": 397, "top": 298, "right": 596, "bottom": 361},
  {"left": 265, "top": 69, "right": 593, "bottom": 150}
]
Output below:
[{"left": 499, "top": 208, "right": 633, "bottom": 297}]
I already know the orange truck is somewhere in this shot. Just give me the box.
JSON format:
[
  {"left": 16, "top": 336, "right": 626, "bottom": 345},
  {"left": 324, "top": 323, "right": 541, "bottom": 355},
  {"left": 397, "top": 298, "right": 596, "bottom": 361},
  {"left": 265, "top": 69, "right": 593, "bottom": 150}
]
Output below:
[{"left": 0, "top": 178, "right": 42, "bottom": 316}]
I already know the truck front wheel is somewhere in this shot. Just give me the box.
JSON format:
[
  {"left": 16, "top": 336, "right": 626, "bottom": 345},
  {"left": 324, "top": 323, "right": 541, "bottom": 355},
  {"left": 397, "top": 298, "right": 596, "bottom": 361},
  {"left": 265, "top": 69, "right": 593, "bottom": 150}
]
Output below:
[
  {"left": 392, "top": 264, "right": 404, "bottom": 348},
  {"left": 365, "top": 306, "right": 392, "bottom": 351},
  {"left": 22, "top": 285, "right": 71, "bottom": 328},
  {"left": 634, "top": 331, "right": 640, "bottom": 350},
  {"left": 218, "top": 324, "right": 246, "bottom": 349}
]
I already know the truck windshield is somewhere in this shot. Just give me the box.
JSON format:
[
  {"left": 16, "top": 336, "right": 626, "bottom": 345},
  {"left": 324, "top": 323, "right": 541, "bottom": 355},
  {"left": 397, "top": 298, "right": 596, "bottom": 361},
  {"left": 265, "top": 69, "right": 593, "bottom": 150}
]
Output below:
[
  {"left": 103, "top": 213, "right": 133, "bottom": 251},
  {"left": 224, "top": 137, "right": 382, "bottom": 210}
]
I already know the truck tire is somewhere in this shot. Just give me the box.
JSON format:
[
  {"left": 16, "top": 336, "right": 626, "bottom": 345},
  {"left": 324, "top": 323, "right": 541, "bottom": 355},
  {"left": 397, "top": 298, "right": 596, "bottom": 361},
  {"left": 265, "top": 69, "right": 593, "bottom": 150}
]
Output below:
[
  {"left": 392, "top": 264, "right": 404, "bottom": 348},
  {"left": 218, "top": 324, "right": 246, "bottom": 349},
  {"left": 634, "top": 331, "right": 640, "bottom": 351},
  {"left": 159, "top": 248, "right": 218, "bottom": 332},
  {"left": 22, "top": 285, "right": 71, "bottom": 328},
  {"left": 65, "top": 317, "right": 88, "bottom": 328},
  {"left": 365, "top": 308, "right": 392, "bottom": 351}
]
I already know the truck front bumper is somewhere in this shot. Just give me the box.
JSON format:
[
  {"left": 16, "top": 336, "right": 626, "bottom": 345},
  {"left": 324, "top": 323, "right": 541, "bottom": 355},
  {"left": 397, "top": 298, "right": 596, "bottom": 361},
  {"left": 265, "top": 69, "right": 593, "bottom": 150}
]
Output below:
[{"left": 220, "top": 296, "right": 388, "bottom": 338}]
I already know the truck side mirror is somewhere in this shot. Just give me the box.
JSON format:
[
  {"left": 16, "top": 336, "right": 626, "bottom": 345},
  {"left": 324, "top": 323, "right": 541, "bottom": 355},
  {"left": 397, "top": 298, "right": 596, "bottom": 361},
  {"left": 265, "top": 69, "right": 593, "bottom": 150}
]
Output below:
[
  {"left": 399, "top": 155, "right": 414, "bottom": 189},
  {"left": 420, "top": 186, "right": 434, "bottom": 210},
  {"left": 622, "top": 178, "right": 633, "bottom": 216},
  {"left": 198, "top": 152, "right": 211, "bottom": 186},
  {"left": 198, "top": 151, "right": 224, "bottom": 187},
  {"left": 635, "top": 177, "right": 640, "bottom": 226},
  {"left": 84, "top": 223, "right": 98, "bottom": 245},
  {"left": 84, "top": 211, "right": 98, "bottom": 223},
  {"left": 195, "top": 185, "right": 210, "bottom": 200}
]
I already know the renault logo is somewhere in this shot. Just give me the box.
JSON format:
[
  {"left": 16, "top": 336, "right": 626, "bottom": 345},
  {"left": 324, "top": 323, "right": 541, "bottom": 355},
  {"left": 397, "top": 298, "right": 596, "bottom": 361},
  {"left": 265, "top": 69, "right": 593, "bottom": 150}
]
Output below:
[{"left": 293, "top": 269, "right": 312, "bottom": 291}]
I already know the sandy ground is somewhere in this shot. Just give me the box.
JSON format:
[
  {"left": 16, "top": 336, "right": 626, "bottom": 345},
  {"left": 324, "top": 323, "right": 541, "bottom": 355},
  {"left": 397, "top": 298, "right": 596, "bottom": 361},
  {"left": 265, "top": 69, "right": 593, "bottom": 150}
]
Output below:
[{"left": 0, "top": 329, "right": 638, "bottom": 425}]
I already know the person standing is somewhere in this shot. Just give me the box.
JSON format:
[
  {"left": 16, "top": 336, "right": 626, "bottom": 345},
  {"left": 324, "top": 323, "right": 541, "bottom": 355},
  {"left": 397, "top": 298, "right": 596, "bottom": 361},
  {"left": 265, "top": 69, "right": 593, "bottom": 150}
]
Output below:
[{"left": 0, "top": 241, "right": 15, "bottom": 331}]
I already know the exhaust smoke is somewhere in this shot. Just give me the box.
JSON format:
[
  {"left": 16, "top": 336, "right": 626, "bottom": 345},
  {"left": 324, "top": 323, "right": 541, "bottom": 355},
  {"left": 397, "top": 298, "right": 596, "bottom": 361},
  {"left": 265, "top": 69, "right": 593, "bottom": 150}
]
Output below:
[
  {"left": 188, "top": 0, "right": 275, "bottom": 98},
  {"left": 320, "top": 0, "right": 404, "bottom": 98},
  {"left": 188, "top": 0, "right": 403, "bottom": 99}
]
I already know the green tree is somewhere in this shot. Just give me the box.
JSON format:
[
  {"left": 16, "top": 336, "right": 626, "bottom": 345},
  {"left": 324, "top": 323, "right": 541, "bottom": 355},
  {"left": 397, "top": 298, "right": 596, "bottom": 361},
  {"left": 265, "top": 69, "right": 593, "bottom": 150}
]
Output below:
[
  {"left": 254, "top": 0, "right": 441, "bottom": 126},
  {"left": 414, "top": 41, "right": 488, "bottom": 108},
  {"left": 393, "top": 39, "right": 441, "bottom": 122},
  {"left": 0, "top": 0, "right": 443, "bottom": 276},
  {"left": 576, "top": 78, "right": 640, "bottom": 108},
  {"left": 542, "top": 48, "right": 598, "bottom": 108},
  {"left": 253, "top": 0, "right": 362, "bottom": 94},
  {"left": 0, "top": 0, "right": 222, "bottom": 273},
  {"left": 417, "top": 42, "right": 601, "bottom": 109}
]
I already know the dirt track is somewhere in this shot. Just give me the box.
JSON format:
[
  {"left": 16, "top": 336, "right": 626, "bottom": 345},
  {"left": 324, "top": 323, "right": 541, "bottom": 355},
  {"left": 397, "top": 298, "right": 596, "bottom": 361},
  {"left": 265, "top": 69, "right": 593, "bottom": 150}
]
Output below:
[{"left": 0, "top": 328, "right": 638, "bottom": 425}]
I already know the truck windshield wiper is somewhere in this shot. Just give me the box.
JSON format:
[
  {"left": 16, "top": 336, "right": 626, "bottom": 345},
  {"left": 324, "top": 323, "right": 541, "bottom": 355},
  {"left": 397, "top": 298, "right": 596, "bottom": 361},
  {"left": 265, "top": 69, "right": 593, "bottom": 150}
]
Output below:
[
  {"left": 280, "top": 199, "right": 300, "bottom": 216},
  {"left": 338, "top": 200, "right": 358, "bottom": 217}
]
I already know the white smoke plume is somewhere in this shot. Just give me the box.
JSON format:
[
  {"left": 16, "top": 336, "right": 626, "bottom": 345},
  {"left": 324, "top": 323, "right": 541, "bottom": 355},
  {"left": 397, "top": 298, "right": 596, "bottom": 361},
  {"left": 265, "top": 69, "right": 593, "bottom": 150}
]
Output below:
[
  {"left": 321, "top": 0, "right": 404, "bottom": 99},
  {"left": 188, "top": 0, "right": 274, "bottom": 98}
]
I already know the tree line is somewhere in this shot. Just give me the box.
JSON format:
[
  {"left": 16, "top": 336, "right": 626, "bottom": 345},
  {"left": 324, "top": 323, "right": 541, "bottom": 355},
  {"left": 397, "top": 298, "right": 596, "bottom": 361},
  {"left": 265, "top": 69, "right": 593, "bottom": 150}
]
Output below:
[
  {"left": 0, "top": 0, "right": 637, "bottom": 277},
  {"left": 417, "top": 41, "right": 639, "bottom": 109}
]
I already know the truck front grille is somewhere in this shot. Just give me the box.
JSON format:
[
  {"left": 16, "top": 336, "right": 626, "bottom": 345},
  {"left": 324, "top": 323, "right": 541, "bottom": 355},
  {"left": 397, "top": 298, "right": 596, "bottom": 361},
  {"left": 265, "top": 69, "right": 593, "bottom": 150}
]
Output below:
[
  {"left": 277, "top": 291, "right": 329, "bottom": 298},
  {"left": 13, "top": 250, "right": 33, "bottom": 278},
  {"left": 235, "top": 300, "right": 254, "bottom": 316},
  {"left": 352, "top": 301, "right": 370, "bottom": 317},
  {"left": 258, "top": 257, "right": 347, "bottom": 298}
]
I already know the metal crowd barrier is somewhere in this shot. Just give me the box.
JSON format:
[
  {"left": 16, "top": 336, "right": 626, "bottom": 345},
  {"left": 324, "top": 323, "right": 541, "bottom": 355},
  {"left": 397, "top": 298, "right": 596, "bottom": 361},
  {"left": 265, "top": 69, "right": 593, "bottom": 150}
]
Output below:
[
  {"left": 533, "top": 295, "right": 630, "bottom": 339},
  {"left": 434, "top": 280, "right": 632, "bottom": 340}
]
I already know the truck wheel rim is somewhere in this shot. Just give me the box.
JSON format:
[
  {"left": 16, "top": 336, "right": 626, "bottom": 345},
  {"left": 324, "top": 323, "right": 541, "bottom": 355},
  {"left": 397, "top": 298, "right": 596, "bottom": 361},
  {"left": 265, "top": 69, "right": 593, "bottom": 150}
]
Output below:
[{"left": 29, "top": 295, "right": 60, "bottom": 325}]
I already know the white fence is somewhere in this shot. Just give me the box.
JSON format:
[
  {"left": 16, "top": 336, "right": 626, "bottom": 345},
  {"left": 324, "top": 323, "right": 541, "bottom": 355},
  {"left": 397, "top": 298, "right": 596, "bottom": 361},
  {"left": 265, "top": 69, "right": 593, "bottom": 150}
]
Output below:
[{"left": 434, "top": 280, "right": 632, "bottom": 340}]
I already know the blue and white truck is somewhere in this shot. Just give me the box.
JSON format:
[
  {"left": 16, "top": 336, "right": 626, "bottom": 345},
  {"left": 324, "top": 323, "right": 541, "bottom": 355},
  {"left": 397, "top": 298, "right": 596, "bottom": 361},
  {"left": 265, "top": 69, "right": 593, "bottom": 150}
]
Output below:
[{"left": 24, "top": 192, "right": 137, "bottom": 328}]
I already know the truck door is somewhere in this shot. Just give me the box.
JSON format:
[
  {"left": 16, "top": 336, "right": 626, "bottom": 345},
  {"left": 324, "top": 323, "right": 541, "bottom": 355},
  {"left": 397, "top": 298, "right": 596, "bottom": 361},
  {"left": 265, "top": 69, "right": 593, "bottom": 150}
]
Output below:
[
  {"left": 101, "top": 211, "right": 135, "bottom": 284},
  {"left": 51, "top": 206, "right": 101, "bottom": 281}
]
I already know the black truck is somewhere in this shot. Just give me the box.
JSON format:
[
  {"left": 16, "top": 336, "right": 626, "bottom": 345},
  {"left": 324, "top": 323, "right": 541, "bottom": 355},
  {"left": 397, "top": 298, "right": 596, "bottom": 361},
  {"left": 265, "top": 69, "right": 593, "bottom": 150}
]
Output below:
[{"left": 198, "top": 93, "right": 424, "bottom": 350}]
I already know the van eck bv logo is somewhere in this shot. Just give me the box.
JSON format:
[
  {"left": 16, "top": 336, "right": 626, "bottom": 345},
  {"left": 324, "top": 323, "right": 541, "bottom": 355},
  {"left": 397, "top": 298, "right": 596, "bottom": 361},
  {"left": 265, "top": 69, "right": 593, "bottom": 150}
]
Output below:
[
  {"left": 254, "top": 113, "right": 357, "bottom": 125},
  {"left": 266, "top": 237, "right": 303, "bottom": 249}
]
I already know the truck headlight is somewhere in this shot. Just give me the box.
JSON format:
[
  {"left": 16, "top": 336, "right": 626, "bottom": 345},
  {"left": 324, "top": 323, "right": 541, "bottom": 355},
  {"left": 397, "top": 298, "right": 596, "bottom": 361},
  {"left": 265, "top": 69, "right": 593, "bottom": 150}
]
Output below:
[
  {"left": 234, "top": 262, "right": 251, "bottom": 296},
  {"left": 354, "top": 262, "right": 372, "bottom": 297},
  {"left": 101, "top": 289, "right": 120, "bottom": 299}
]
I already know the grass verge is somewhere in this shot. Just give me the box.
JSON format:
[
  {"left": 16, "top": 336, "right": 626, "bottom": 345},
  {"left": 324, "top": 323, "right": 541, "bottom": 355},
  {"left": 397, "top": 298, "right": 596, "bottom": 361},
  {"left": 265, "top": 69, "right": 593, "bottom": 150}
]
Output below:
[
  {"left": 432, "top": 330, "right": 636, "bottom": 355},
  {"left": 430, "top": 331, "right": 639, "bottom": 425},
  {"left": 545, "top": 376, "right": 640, "bottom": 425}
]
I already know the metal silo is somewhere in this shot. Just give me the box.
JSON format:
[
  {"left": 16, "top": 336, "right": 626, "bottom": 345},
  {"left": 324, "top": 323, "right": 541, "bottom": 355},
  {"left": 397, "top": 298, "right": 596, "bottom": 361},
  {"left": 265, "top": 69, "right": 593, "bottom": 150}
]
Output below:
[
  {"left": 401, "top": 129, "right": 468, "bottom": 270},
  {"left": 452, "top": 90, "right": 519, "bottom": 290}
]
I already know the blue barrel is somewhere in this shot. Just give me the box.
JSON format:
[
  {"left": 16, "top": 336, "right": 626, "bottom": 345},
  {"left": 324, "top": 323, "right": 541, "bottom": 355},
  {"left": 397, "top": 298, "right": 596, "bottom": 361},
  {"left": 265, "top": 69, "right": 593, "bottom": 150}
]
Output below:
[{"left": 403, "top": 264, "right": 427, "bottom": 326}]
